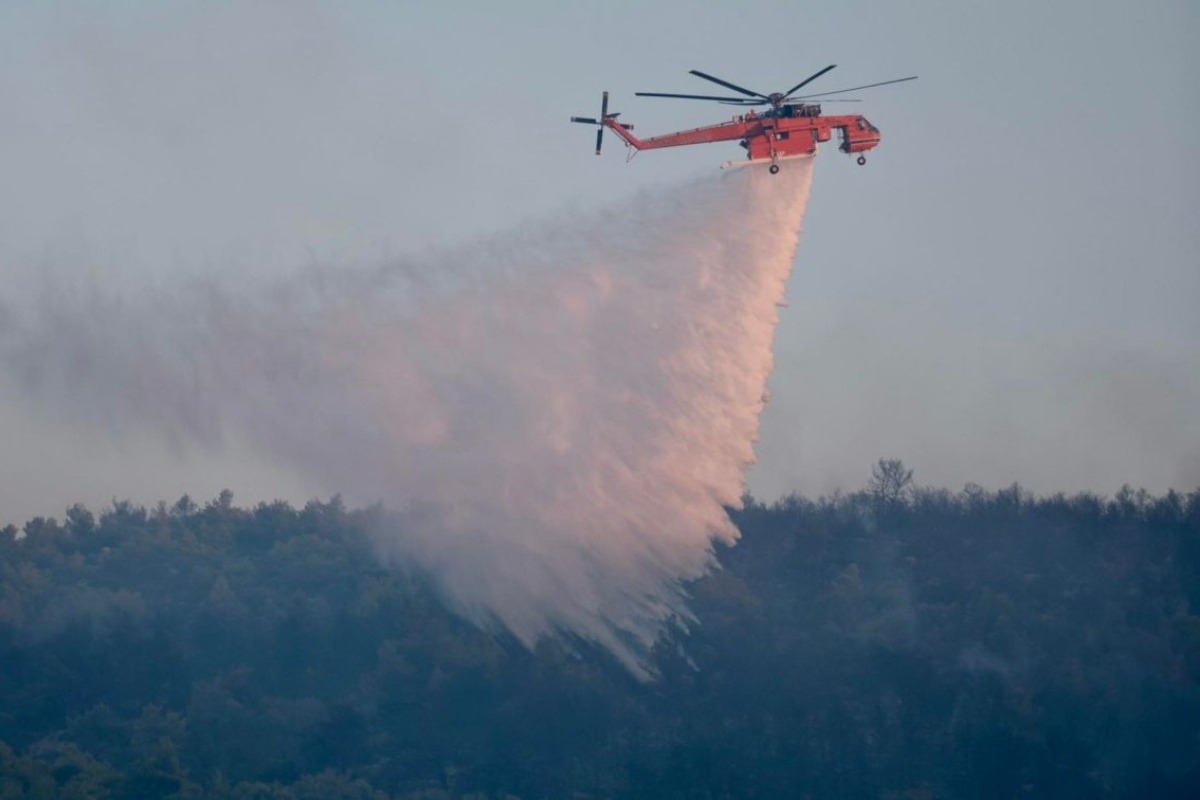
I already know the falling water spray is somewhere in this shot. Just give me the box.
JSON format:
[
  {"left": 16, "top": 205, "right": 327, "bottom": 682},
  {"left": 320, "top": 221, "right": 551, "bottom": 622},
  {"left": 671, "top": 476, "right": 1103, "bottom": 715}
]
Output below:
[{"left": 1, "top": 160, "right": 815, "bottom": 674}]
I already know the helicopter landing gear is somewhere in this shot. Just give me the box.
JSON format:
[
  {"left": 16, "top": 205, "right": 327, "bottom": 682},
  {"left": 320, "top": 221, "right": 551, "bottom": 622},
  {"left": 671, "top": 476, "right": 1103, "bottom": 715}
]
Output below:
[
  {"left": 768, "top": 163, "right": 780, "bottom": 174},
  {"left": 856, "top": 155, "right": 867, "bottom": 166}
]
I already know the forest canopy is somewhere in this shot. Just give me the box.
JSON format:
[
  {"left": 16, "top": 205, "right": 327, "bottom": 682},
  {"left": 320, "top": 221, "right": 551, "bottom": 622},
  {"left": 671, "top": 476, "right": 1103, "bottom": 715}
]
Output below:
[{"left": 2, "top": 465, "right": 1199, "bottom": 798}]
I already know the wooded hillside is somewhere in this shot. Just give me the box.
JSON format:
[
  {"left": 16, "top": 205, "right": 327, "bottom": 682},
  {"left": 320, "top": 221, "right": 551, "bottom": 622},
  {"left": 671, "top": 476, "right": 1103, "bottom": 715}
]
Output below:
[{"left": 2, "top": 468, "right": 1198, "bottom": 798}]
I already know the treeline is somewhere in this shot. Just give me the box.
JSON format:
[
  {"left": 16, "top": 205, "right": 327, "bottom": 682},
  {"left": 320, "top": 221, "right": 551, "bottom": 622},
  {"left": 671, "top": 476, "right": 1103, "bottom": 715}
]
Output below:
[{"left": 1, "top": 464, "right": 1198, "bottom": 798}]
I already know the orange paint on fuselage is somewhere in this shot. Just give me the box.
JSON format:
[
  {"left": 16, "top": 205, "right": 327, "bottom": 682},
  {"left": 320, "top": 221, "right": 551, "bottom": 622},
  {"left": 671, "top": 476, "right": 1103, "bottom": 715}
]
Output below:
[{"left": 606, "top": 105, "right": 880, "bottom": 164}]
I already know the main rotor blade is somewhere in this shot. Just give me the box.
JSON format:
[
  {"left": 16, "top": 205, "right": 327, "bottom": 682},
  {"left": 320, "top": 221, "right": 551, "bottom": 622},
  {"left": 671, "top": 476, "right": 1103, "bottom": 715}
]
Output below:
[
  {"left": 601, "top": 91, "right": 609, "bottom": 118},
  {"left": 636, "top": 91, "right": 763, "bottom": 104},
  {"left": 783, "top": 64, "right": 837, "bottom": 97},
  {"left": 595, "top": 127, "right": 604, "bottom": 155},
  {"left": 790, "top": 75, "right": 918, "bottom": 100},
  {"left": 571, "top": 116, "right": 599, "bottom": 124},
  {"left": 688, "top": 70, "right": 768, "bottom": 100}
]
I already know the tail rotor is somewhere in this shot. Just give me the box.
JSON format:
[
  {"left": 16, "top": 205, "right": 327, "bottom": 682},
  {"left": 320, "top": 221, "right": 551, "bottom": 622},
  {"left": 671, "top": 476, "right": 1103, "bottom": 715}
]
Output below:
[{"left": 571, "top": 91, "right": 623, "bottom": 155}]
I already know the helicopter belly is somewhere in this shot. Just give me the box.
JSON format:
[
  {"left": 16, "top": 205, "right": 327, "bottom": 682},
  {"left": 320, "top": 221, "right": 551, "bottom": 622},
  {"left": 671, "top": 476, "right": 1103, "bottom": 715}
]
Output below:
[{"left": 720, "top": 152, "right": 815, "bottom": 170}]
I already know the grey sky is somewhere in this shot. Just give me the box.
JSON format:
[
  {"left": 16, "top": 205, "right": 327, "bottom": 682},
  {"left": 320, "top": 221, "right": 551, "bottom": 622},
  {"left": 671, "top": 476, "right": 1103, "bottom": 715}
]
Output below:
[{"left": 1, "top": 1, "right": 1197, "bottom": 523}]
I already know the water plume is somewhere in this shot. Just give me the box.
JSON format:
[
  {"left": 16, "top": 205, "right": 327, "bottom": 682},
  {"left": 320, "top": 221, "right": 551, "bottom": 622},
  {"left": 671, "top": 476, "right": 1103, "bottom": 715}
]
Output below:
[{"left": 1, "top": 161, "right": 814, "bottom": 674}]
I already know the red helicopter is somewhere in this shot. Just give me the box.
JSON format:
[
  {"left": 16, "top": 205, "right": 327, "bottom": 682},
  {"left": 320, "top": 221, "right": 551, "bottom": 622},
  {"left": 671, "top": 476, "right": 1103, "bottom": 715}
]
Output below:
[{"left": 571, "top": 65, "right": 916, "bottom": 173}]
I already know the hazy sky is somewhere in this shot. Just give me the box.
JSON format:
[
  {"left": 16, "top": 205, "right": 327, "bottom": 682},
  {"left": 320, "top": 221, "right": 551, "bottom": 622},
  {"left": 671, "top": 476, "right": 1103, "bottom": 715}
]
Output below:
[{"left": 1, "top": 1, "right": 1197, "bottom": 524}]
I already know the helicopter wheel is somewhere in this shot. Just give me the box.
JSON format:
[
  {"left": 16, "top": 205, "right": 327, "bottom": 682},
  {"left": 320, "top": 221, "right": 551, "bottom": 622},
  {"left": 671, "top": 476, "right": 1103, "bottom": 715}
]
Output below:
[
  {"left": 768, "top": 163, "right": 780, "bottom": 174},
  {"left": 856, "top": 155, "right": 867, "bottom": 166}
]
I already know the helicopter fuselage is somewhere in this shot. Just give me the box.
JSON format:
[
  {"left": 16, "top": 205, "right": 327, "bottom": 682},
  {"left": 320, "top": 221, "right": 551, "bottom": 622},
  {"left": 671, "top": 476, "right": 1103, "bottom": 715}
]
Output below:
[{"left": 604, "top": 106, "right": 880, "bottom": 166}]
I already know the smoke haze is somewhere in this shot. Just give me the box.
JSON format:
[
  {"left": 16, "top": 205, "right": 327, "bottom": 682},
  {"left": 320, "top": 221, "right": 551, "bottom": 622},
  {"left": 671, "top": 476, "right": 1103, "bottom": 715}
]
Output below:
[
  {"left": 0, "top": 162, "right": 814, "bottom": 674},
  {"left": 750, "top": 299, "right": 1200, "bottom": 499}
]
